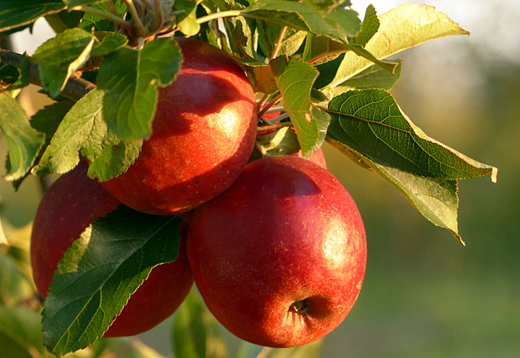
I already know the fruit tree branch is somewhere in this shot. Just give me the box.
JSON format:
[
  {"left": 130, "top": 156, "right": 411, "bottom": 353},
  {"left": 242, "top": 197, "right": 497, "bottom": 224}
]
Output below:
[{"left": 0, "top": 50, "right": 96, "bottom": 102}]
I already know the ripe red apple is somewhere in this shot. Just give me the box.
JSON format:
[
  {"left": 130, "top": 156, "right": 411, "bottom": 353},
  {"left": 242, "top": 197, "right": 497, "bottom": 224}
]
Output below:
[
  {"left": 31, "top": 161, "right": 193, "bottom": 337},
  {"left": 295, "top": 147, "right": 327, "bottom": 169},
  {"left": 187, "top": 155, "right": 366, "bottom": 348},
  {"left": 100, "top": 37, "right": 258, "bottom": 215}
]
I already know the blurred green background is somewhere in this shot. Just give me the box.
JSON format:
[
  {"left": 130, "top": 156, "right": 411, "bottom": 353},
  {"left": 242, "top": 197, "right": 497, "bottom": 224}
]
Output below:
[{"left": 1, "top": 0, "right": 519, "bottom": 357}]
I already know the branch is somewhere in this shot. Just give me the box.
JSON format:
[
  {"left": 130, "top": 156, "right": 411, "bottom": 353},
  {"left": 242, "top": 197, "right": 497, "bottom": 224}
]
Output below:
[{"left": 0, "top": 50, "right": 96, "bottom": 102}]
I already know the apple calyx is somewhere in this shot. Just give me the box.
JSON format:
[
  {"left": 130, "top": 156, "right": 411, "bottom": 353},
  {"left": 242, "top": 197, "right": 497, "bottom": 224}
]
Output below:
[{"left": 289, "top": 299, "right": 311, "bottom": 315}]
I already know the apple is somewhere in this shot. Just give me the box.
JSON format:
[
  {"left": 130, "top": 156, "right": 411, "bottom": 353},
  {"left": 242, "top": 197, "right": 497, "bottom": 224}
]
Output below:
[
  {"left": 187, "top": 155, "right": 366, "bottom": 347},
  {"left": 31, "top": 161, "right": 193, "bottom": 337},
  {"left": 295, "top": 147, "right": 327, "bottom": 169},
  {"left": 100, "top": 37, "right": 258, "bottom": 215}
]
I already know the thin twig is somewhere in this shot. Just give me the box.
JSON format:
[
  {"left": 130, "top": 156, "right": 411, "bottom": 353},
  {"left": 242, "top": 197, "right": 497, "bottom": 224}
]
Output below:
[
  {"left": 271, "top": 26, "right": 287, "bottom": 60},
  {"left": 196, "top": 10, "right": 243, "bottom": 25},
  {"left": 256, "top": 93, "right": 269, "bottom": 111},
  {"left": 257, "top": 93, "right": 282, "bottom": 119},
  {"left": 257, "top": 122, "right": 293, "bottom": 132}
]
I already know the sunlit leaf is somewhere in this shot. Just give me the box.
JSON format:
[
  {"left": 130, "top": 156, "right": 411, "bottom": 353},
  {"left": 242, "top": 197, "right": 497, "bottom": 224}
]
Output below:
[
  {"left": 97, "top": 37, "right": 182, "bottom": 140},
  {"left": 351, "top": 4, "right": 379, "bottom": 47},
  {"left": 0, "top": 93, "right": 45, "bottom": 182},
  {"left": 321, "top": 59, "right": 402, "bottom": 99},
  {"left": 32, "top": 89, "right": 142, "bottom": 182},
  {"left": 244, "top": 0, "right": 348, "bottom": 44},
  {"left": 326, "top": 89, "right": 497, "bottom": 181},
  {"left": 251, "top": 126, "right": 300, "bottom": 161},
  {"left": 328, "top": 3, "right": 470, "bottom": 87},
  {"left": 174, "top": 0, "right": 202, "bottom": 37},
  {"left": 271, "top": 57, "right": 330, "bottom": 156},
  {"left": 33, "top": 28, "right": 96, "bottom": 98}
]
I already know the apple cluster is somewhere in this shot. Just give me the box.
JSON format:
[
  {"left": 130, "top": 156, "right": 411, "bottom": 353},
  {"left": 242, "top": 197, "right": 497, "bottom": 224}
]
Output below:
[{"left": 30, "top": 38, "right": 367, "bottom": 348}]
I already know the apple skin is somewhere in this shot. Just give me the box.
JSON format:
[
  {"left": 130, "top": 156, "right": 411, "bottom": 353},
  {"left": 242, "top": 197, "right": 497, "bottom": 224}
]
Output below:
[
  {"left": 187, "top": 155, "right": 366, "bottom": 348},
  {"left": 295, "top": 147, "right": 327, "bottom": 169},
  {"left": 100, "top": 37, "right": 258, "bottom": 215},
  {"left": 31, "top": 161, "right": 193, "bottom": 337}
]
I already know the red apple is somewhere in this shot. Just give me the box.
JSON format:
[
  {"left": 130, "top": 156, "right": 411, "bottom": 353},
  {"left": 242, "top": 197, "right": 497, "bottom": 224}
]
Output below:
[
  {"left": 31, "top": 161, "right": 193, "bottom": 337},
  {"left": 187, "top": 155, "right": 366, "bottom": 348},
  {"left": 100, "top": 37, "right": 258, "bottom": 215},
  {"left": 295, "top": 147, "right": 327, "bottom": 169}
]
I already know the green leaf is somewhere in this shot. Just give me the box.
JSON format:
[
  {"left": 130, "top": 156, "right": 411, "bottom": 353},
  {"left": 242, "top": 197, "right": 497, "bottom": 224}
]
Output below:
[
  {"left": 0, "top": 306, "right": 58, "bottom": 358},
  {"left": 251, "top": 126, "right": 300, "bottom": 161},
  {"left": 64, "top": 0, "right": 108, "bottom": 8},
  {"left": 243, "top": 0, "right": 348, "bottom": 44},
  {"left": 272, "top": 57, "right": 330, "bottom": 156},
  {"left": 226, "top": 15, "right": 259, "bottom": 61},
  {"left": 318, "top": 4, "right": 360, "bottom": 38},
  {"left": 9, "top": 99, "right": 76, "bottom": 190},
  {"left": 174, "top": 0, "right": 202, "bottom": 37},
  {"left": 326, "top": 89, "right": 497, "bottom": 181},
  {"left": 92, "top": 337, "right": 167, "bottom": 358},
  {"left": 0, "top": 93, "right": 45, "bottom": 182},
  {"left": 42, "top": 206, "right": 182, "bottom": 356},
  {"left": 257, "top": 21, "right": 307, "bottom": 59},
  {"left": 0, "top": 248, "right": 33, "bottom": 307},
  {"left": 321, "top": 59, "right": 402, "bottom": 99},
  {"left": 91, "top": 33, "right": 128, "bottom": 56},
  {"left": 79, "top": 1, "right": 127, "bottom": 32},
  {"left": 32, "top": 89, "right": 142, "bottom": 181},
  {"left": 302, "top": 34, "right": 348, "bottom": 65},
  {"left": 33, "top": 27, "right": 96, "bottom": 98},
  {"left": 328, "top": 3, "right": 470, "bottom": 88},
  {"left": 0, "top": 63, "right": 19, "bottom": 86},
  {"left": 245, "top": 63, "right": 278, "bottom": 94},
  {"left": 326, "top": 137, "right": 463, "bottom": 244},
  {"left": 236, "top": 339, "right": 322, "bottom": 358},
  {"left": 97, "top": 37, "right": 182, "bottom": 140},
  {"left": 173, "top": 290, "right": 230, "bottom": 358},
  {"left": 344, "top": 43, "right": 397, "bottom": 75},
  {"left": 0, "top": 53, "right": 30, "bottom": 92},
  {"left": 0, "top": 0, "right": 65, "bottom": 33},
  {"left": 45, "top": 10, "right": 84, "bottom": 34},
  {"left": 352, "top": 4, "right": 379, "bottom": 47}
]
